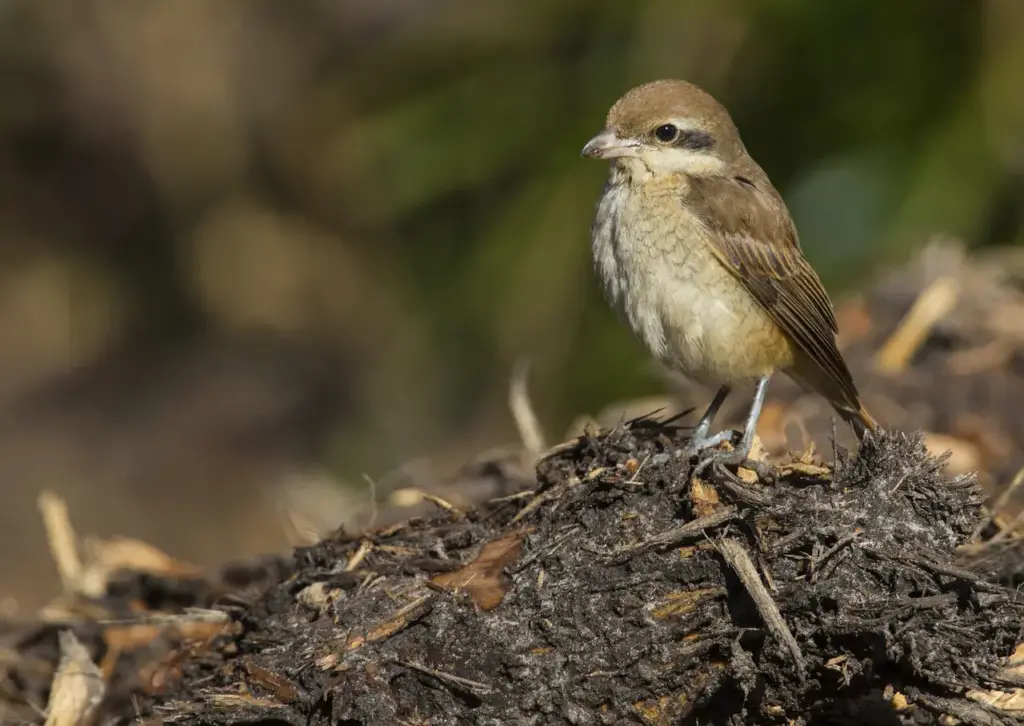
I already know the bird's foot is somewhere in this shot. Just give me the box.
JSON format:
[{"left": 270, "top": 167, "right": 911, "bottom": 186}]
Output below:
[
  {"left": 693, "top": 442, "right": 775, "bottom": 484},
  {"left": 677, "top": 427, "right": 775, "bottom": 485},
  {"left": 678, "top": 428, "right": 739, "bottom": 459},
  {"left": 694, "top": 445, "right": 747, "bottom": 476}
]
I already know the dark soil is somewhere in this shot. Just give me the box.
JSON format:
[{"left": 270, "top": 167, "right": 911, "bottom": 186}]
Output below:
[{"left": 5, "top": 419, "right": 1024, "bottom": 725}]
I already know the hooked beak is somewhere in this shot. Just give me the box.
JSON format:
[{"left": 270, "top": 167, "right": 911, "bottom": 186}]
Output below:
[{"left": 581, "top": 129, "right": 639, "bottom": 159}]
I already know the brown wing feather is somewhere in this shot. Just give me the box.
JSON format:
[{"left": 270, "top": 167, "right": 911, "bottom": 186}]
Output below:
[{"left": 685, "top": 173, "right": 862, "bottom": 412}]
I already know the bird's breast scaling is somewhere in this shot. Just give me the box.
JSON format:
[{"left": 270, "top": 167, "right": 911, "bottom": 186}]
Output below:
[{"left": 591, "top": 180, "right": 792, "bottom": 384}]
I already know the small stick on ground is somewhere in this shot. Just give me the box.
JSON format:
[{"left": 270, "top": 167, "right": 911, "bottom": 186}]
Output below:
[
  {"left": 902, "top": 553, "right": 1009, "bottom": 593},
  {"left": 717, "top": 537, "right": 805, "bottom": 682},
  {"left": 809, "top": 530, "right": 862, "bottom": 583},
  {"left": 510, "top": 489, "right": 558, "bottom": 526},
  {"left": 361, "top": 473, "right": 380, "bottom": 531},
  {"left": 487, "top": 490, "right": 536, "bottom": 505},
  {"left": 874, "top": 276, "right": 959, "bottom": 375},
  {"left": 604, "top": 507, "right": 737, "bottom": 563},
  {"left": 345, "top": 540, "right": 373, "bottom": 572},
  {"left": 38, "top": 491, "right": 82, "bottom": 594},
  {"left": 713, "top": 466, "right": 773, "bottom": 506},
  {"left": 393, "top": 660, "right": 494, "bottom": 696},
  {"left": 989, "top": 509, "right": 1024, "bottom": 546},
  {"left": 98, "top": 607, "right": 230, "bottom": 626},
  {"left": 509, "top": 357, "right": 546, "bottom": 461},
  {"left": 971, "top": 464, "right": 1024, "bottom": 543},
  {"left": 420, "top": 493, "right": 463, "bottom": 518},
  {"left": 511, "top": 526, "right": 580, "bottom": 574}
]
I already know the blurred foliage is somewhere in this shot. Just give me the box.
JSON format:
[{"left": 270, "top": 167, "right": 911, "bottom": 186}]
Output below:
[{"left": 0, "top": 0, "right": 1020, "bottom": 482}]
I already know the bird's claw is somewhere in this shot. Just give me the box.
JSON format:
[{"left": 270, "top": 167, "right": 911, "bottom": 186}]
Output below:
[
  {"left": 678, "top": 428, "right": 739, "bottom": 460},
  {"left": 694, "top": 446, "right": 746, "bottom": 477},
  {"left": 693, "top": 447, "right": 775, "bottom": 486}
]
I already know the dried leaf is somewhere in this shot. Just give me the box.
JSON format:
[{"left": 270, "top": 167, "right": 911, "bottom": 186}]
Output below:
[{"left": 431, "top": 530, "right": 526, "bottom": 610}]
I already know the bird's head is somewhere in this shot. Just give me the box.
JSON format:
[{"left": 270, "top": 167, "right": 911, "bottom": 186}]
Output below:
[{"left": 581, "top": 79, "right": 747, "bottom": 179}]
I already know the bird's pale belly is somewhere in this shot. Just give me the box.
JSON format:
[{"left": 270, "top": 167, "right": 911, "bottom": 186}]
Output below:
[{"left": 592, "top": 183, "right": 793, "bottom": 385}]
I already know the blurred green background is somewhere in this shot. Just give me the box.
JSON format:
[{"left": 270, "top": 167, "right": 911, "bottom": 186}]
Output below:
[{"left": 0, "top": 0, "right": 1021, "bottom": 605}]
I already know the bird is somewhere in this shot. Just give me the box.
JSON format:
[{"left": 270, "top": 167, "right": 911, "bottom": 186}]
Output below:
[{"left": 581, "top": 79, "right": 876, "bottom": 465}]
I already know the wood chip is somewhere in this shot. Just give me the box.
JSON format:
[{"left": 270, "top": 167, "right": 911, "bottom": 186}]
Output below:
[
  {"left": 45, "top": 631, "right": 104, "bottom": 726},
  {"left": 689, "top": 479, "right": 721, "bottom": 519}
]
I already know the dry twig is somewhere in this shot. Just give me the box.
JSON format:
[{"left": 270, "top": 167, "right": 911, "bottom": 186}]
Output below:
[{"left": 717, "top": 537, "right": 805, "bottom": 681}]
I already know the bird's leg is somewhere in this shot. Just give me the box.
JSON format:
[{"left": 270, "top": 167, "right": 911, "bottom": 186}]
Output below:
[
  {"left": 733, "top": 373, "right": 771, "bottom": 459},
  {"left": 696, "top": 374, "right": 772, "bottom": 472},
  {"left": 681, "top": 385, "right": 733, "bottom": 455}
]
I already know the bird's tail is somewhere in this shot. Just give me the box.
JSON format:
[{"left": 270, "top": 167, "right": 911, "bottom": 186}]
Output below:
[
  {"left": 833, "top": 402, "right": 878, "bottom": 439},
  {"left": 788, "top": 360, "right": 878, "bottom": 440}
]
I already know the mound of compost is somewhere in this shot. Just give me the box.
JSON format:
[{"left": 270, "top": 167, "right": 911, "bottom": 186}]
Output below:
[{"left": 7, "top": 419, "right": 1024, "bottom": 726}]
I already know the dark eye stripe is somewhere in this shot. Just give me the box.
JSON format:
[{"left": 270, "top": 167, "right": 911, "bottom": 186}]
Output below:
[{"left": 677, "top": 129, "right": 714, "bottom": 151}]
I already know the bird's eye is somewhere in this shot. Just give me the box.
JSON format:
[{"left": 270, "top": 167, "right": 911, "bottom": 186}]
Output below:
[{"left": 654, "top": 124, "right": 679, "bottom": 143}]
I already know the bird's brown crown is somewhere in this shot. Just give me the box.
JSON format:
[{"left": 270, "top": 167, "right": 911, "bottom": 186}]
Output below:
[{"left": 605, "top": 80, "right": 745, "bottom": 158}]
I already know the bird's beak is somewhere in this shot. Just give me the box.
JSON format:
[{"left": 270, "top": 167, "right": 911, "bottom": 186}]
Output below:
[{"left": 581, "top": 129, "right": 638, "bottom": 159}]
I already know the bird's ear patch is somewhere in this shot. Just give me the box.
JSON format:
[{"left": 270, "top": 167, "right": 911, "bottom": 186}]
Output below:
[{"left": 677, "top": 129, "right": 715, "bottom": 152}]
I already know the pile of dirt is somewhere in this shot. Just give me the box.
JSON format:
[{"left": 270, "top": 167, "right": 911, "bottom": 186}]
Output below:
[{"left": 4, "top": 419, "right": 1024, "bottom": 725}]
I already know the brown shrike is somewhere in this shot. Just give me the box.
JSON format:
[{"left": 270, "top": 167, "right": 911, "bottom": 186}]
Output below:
[{"left": 582, "top": 79, "right": 876, "bottom": 465}]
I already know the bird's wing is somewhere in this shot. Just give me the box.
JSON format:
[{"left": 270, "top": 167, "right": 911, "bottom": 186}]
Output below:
[{"left": 685, "top": 173, "right": 860, "bottom": 407}]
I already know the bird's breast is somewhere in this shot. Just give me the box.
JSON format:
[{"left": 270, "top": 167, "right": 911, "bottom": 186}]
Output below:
[{"left": 590, "top": 179, "right": 791, "bottom": 384}]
